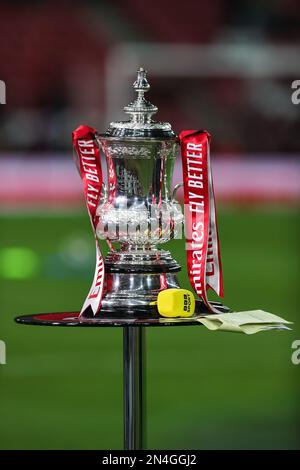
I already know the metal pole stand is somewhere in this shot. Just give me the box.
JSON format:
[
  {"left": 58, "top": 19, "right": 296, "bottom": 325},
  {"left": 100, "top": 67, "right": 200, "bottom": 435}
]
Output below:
[{"left": 123, "top": 327, "right": 146, "bottom": 450}]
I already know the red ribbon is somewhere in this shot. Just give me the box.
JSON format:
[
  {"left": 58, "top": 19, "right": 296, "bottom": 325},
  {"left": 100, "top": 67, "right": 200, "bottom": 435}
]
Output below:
[
  {"left": 179, "top": 130, "right": 224, "bottom": 313},
  {"left": 72, "top": 125, "right": 105, "bottom": 316}
]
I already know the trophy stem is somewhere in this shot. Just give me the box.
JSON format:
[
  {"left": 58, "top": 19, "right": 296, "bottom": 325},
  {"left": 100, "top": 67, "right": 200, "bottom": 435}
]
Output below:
[
  {"left": 123, "top": 327, "right": 146, "bottom": 450},
  {"left": 120, "top": 243, "right": 156, "bottom": 252}
]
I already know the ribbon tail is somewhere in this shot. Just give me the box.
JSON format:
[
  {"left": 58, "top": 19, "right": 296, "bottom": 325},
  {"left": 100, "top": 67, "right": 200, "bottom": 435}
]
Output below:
[{"left": 80, "top": 239, "right": 105, "bottom": 316}]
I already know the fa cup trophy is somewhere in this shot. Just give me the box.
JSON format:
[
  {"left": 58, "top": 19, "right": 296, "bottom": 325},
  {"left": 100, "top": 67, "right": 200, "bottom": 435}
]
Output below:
[{"left": 73, "top": 68, "right": 223, "bottom": 319}]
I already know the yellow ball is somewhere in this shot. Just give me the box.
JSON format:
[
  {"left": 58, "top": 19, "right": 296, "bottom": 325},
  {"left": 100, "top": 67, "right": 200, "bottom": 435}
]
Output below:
[{"left": 157, "top": 288, "right": 195, "bottom": 318}]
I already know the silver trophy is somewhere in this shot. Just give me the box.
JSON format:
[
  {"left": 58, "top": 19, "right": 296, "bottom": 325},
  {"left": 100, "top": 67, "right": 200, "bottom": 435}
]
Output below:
[{"left": 95, "top": 68, "right": 183, "bottom": 316}]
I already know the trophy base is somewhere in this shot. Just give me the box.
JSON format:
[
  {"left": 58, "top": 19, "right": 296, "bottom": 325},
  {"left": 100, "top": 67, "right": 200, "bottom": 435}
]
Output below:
[
  {"left": 84, "top": 303, "right": 158, "bottom": 319},
  {"left": 84, "top": 249, "right": 182, "bottom": 319}
]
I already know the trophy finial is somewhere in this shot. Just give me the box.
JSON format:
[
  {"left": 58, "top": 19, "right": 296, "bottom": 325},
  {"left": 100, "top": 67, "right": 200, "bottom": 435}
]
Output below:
[
  {"left": 133, "top": 68, "right": 150, "bottom": 95},
  {"left": 105, "top": 68, "right": 174, "bottom": 137},
  {"left": 124, "top": 68, "right": 158, "bottom": 122}
]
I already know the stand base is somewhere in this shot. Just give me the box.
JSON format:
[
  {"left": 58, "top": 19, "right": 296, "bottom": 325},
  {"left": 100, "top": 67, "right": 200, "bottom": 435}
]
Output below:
[
  {"left": 15, "top": 311, "right": 201, "bottom": 327},
  {"left": 14, "top": 301, "right": 230, "bottom": 327}
]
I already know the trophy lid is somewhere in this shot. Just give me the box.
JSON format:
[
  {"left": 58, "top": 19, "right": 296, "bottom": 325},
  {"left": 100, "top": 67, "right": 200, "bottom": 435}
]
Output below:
[{"left": 105, "top": 68, "right": 175, "bottom": 139}]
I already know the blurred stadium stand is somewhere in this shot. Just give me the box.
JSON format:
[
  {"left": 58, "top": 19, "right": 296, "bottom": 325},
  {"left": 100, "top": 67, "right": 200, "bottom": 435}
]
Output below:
[
  {"left": 0, "top": 0, "right": 299, "bottom": 205},
  {"left": 0, "top": 155, "right": 299, "bottom": 208}
]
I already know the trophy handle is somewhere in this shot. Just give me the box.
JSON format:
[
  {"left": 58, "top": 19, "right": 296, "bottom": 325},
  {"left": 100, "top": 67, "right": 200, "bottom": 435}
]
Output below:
[
  {"left": 95, "top": 133, "right": 109, "bottom": 204},
  {"left": 101, "top": 181, "right": 108, "bottom": 202},
  {"left": 172, "top": 182, "right": 183, "bottom": 200}
]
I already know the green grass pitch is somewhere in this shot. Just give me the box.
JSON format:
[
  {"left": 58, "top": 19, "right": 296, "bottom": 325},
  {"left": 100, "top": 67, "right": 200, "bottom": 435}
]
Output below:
[{"left": 0, "top": 206, "right": 299, "bottom": 449}]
